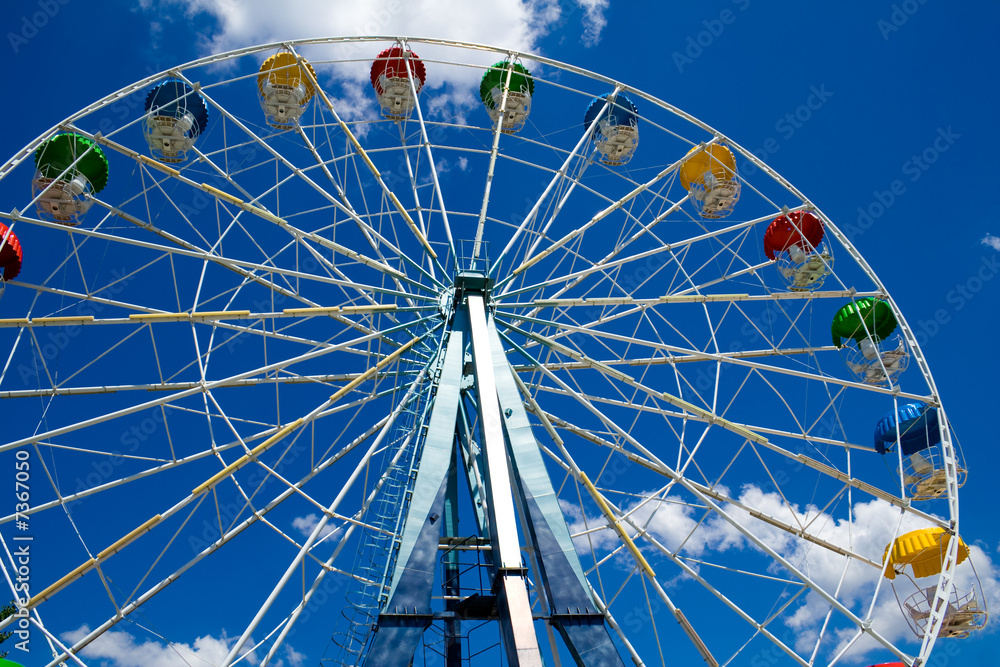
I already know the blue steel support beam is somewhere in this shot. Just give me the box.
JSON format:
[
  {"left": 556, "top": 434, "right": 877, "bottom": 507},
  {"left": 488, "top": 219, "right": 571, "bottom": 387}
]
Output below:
[
  {"left": 457, "top": 399, "right": 490, "bottom": 536},
  {"left": 363, "top": 316, "right": 466, "bottom": 665},
  {"left": 487, "top": 317, "right": 625, "bottom": 667},
  {"left": 363, "top": 293, "right": 624, "bottom": 666},
  {"left": 444, "top": 452, "right": 462, "bottom": 666},
  {"left": 468, "top": 294, "right": 544, "bottom": 667}
]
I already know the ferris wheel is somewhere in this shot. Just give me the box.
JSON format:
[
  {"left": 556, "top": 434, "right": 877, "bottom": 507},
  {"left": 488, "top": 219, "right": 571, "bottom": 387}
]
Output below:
[{"left": 0, "top": 37, "right": 986, "bottom": 667}]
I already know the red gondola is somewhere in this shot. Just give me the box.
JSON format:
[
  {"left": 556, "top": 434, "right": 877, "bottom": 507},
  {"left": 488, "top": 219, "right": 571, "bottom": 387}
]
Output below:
[
  {"left": 763, "top": 210, "right": 831, "bottom": 290},
  {"left": 763, "top": 210, "right": 824, "bottom": 260},
  {"left": 0, "top": 222, "right": 23, "bottom": 281},
  {"left": 370, "top": 46, "right": 427, "bottom": 119}
]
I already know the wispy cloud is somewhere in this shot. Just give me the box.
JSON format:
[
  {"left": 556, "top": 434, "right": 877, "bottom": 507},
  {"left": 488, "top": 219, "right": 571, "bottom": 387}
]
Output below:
[
  {"left": 138, "top": 0, "right": 606, "bottom": 86},
  {"left": 292, "top": 512, "right": 337, "bottom": 540},
  {"left": 563, "top": 484, "right": 1000, "bottom": 662},
  {"left": 574, "top": 0, "right": 610, "bottom": 47},
  {"left": 58, "top": 625, "right": 299, "bottom": 667},
  {"left": 981, "top": 233, "right": 1000, "bottom": 251}
]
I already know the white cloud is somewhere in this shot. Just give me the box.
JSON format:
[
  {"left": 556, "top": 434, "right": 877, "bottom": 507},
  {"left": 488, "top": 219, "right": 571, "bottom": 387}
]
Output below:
[
  {"left": 562, "top": 486, "right": 742, "bottom": 560},
  {"left": 981, "top": 233, "right": 1000, "bottom": 251},
  {"left": 564, "top": 484, "right": 1000, "bottom": 663},
  {"left": 58, "top": 625, "right": 286, "bottom": 667},
  {"left": 323, "top": 79, "right": 382, "bottom": 130},
  {"left": 716, "top": 488, "right": 1000, "bottom": 661},
  {"left": 138, "top": 0, "right": 601, "bottom": 78},
  {"left": 435, "top": 155, "right": 471, "bottom": 176},
  {"left": 136, "top": 1, "right": 614, "bottom": 144},
  {"left": 284, "top": 644, "right": 307, "bottom": 667},
  {"left": 574, "top": 0, "right": 610, "bottom": 47},
  {"left": 292, "top": 512, "right": 338, "bottom": 540},
  {"left": 138, "top": 0, "right": 605, "bottom": 133}
]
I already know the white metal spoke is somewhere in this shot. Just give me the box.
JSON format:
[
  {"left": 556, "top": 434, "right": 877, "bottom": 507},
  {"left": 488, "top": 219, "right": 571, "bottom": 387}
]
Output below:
[
  {"left": 491, "top": 90, "right": 618, "bottom": 278},
  {"left": 473, "top": 56, "right": 515, "bottom": 258}
]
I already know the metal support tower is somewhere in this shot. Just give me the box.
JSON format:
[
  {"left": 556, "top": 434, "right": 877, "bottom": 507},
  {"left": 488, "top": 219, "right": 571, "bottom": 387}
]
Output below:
[{"left": 363, "top": 261, "right": 624, "bottom": 666}]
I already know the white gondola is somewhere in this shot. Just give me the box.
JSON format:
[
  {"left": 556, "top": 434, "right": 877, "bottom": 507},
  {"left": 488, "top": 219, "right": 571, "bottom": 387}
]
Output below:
[
  {"left": 687, "top": 170, "right": 740, "bottom": 218},
  {"left": 375, "top": 76, "right": 417, "bottom": 119},
  {"left": 32, "top": 174, "right": 93, "bottom": 225},
  {"left": 484, "top": 88, "right": 531, "bottom": 134},
  {"left": 843, "top": 333, "right": 909, "bottom": 385},
  {"left": 593, "top": 122, "right": 638, "bottom": 166},
  {"left": 143, "top": 112, "right": 198, "bottom": 162},
  {"left": 261, "top": 79, "right": 310, "bottom": 127},
  {"left": 775, "top": 244, "right": 833, "bottom": 290}
]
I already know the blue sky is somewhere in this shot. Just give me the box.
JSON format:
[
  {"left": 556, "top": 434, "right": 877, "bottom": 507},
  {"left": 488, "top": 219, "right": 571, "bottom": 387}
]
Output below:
[{"left": 0, "top": 1, "right": 998, "bottom": 666}]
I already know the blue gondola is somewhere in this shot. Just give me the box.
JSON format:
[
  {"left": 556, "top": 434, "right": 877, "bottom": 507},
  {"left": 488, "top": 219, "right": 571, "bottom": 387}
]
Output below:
[
  {"left": 874, "top": 403, "right": 965, "bottom": 499},
  {"left": 143, "top": 79, "right": 209, "bottom": 162},
  {"left": 583, "top": 93, "right": 639, "bottom": 165}
]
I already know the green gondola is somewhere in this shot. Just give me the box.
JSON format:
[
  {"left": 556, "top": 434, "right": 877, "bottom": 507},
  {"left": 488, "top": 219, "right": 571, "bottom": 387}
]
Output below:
[
  {"left": 32, "top": 133, "right": 109, "bottom": 223},
  {"left": 831, "top": 298, "right": 907, "bottom": 385},
  {"left": 479, "top": 61, "right": 534, "bottom": 133},
  {"left": 34, "top": 133, "right": 109, "bottom": 192},
  {"left": 831, "top": 298, "right": 897, "bottom": 348}
]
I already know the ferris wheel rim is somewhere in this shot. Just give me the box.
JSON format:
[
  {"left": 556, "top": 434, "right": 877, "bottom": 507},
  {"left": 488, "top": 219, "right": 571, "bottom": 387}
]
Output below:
[{"left": 0, "top": 36, "right": 972, "bottom": 667}]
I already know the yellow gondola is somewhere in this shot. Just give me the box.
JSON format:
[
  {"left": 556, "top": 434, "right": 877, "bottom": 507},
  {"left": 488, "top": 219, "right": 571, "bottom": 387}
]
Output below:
[
  {"left": 882, "top": 528, "right": 987, "bottom": 639},
  {"left": 679, "top": 144, "right": 740, "bottom": 219},
  {"left": 257, "top": 52, "right": 317, "bottom": 128}
]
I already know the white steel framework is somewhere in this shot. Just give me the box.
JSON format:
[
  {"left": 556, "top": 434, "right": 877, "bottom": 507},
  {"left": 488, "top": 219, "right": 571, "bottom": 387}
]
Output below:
[{"left": 0, "top": 36, "right": 969, "bottom": 667}]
